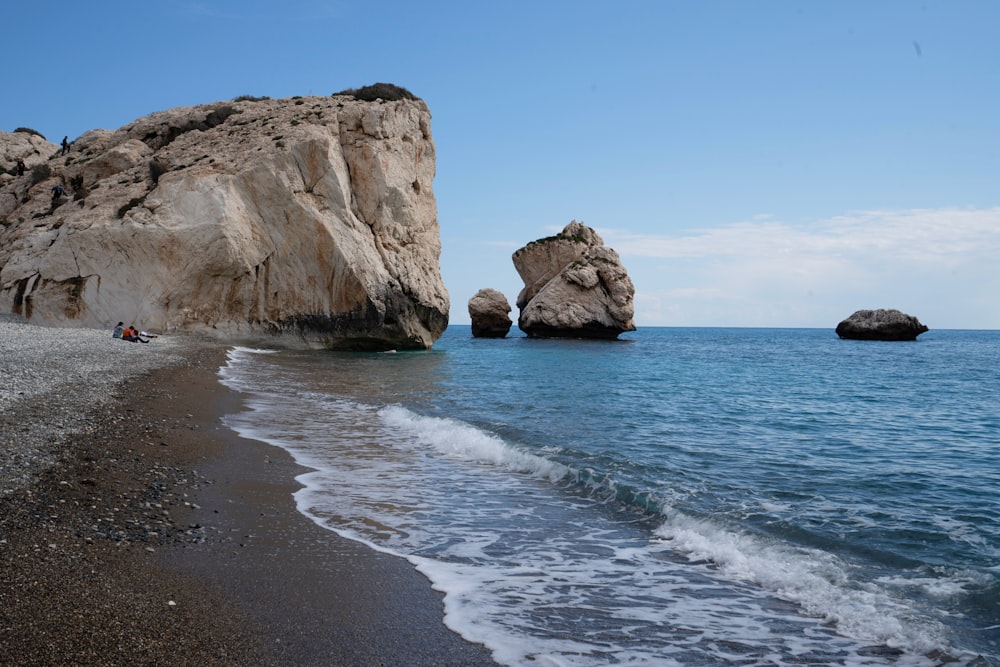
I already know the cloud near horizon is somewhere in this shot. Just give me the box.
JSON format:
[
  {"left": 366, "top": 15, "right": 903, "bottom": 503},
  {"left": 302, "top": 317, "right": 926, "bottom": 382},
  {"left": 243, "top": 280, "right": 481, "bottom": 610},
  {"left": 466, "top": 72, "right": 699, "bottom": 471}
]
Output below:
[{"left": 599, "top": 207, "right": 1000, "bottom": 329}]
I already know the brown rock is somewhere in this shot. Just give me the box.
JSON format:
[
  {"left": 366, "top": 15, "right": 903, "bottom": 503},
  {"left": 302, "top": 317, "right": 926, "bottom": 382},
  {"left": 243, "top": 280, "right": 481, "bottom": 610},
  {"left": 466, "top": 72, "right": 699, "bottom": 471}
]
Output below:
[{"left": 468, "top": 288, "right": 512, "bottom": 338}]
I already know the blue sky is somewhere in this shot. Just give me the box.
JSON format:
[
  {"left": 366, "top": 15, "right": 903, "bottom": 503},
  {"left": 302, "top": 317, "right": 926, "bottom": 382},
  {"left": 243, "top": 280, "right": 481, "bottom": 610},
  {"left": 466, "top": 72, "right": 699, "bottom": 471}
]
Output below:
[{"left": 6, "top": 1, "right": 998, "bottom": 328}]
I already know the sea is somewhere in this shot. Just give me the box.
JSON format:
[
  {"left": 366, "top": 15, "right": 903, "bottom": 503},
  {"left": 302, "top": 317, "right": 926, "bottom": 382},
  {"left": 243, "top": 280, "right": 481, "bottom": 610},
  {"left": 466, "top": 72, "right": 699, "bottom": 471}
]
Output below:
[{"left": 217, "top": 326, "right": 999, "bottom": 667}]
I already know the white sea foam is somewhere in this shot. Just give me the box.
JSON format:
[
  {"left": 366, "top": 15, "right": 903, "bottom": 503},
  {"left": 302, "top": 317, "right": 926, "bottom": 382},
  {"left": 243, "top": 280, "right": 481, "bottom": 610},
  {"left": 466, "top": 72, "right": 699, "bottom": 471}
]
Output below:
[
  {"left": 653, "top": 511, "right": 947, "bottom": 655},
  {"left": 226, "top": 345, "right": 278, "bottom": 360},
  {"left": 217, "top": 346, "right": 278, "bottom": 392},
  {"left": 876, "top": 571, "right": 994, "bottom": 599},
  {"left": 379, "top": 405, "right": 572, "bottom": 482},
  {"left": 758, "top": 500, "right": 791, "bottom": 513}
]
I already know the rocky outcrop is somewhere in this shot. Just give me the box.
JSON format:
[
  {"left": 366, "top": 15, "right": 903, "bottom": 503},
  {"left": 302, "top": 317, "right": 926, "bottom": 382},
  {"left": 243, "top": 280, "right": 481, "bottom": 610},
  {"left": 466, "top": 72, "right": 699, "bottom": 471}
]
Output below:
[
  {"left": 468, "top": 288, "right": 512, "bottom": 338},
  {"left": 0, "top": 89, "right": 448, "bottom": 350},
  {"left": 0, "top": 129, "right": 58, "bottom": 179},
  {"left": 836, "top": 309, "right": 929, "bottom": 341},
  {"left": 512, "top": 221, "right": 635, "bottom": 339}
]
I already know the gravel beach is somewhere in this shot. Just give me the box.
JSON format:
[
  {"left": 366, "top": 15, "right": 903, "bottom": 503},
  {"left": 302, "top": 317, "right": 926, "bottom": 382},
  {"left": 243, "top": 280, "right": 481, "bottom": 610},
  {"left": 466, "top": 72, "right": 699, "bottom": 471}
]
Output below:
[
  {"left": 0, "top": 314, "right": 187, "bottom": 497},
  {"left": 0, "top": 316, "right": 497, "bottom": 666}
]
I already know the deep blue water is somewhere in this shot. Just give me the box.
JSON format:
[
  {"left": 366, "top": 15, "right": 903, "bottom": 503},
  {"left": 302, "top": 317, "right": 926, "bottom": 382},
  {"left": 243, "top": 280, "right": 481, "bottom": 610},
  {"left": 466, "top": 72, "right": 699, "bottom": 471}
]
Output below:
[{"left": 219, "top": 327, "right": 999, "bottom": 666}]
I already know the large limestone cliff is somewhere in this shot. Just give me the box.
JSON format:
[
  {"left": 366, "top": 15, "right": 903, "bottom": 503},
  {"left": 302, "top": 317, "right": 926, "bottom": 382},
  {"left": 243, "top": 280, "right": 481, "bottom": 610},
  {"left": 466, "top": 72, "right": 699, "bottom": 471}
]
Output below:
[{"left": 0, "top": 91, "right": 448, "bottom": 350}]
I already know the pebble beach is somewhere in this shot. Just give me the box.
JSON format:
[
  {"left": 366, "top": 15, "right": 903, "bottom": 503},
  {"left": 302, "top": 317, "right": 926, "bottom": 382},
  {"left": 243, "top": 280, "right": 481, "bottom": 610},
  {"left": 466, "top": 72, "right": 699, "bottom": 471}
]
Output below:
[
  {"left": 0, "top": 316, "right": 266, "bottom": 665},
  {"left": 0, "top": 315, "right": 187, "bottom": 497},
  {"left": 0, "top": 315, "right": 496, "bottom": 666}
]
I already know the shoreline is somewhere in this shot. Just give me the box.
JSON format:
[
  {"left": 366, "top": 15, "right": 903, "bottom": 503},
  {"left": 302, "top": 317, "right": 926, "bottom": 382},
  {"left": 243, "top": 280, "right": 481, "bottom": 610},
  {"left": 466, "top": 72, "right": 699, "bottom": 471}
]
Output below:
[{"left": 0, "top": 324, "right": 496, "bottom": 666}]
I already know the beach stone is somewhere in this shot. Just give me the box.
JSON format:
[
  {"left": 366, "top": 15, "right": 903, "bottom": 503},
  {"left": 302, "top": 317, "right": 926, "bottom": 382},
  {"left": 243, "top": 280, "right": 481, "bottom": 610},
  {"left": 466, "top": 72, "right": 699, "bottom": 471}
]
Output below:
[
  {"left": 468, "top": 288, "right": 512, "bottom": 338},
  {"left": 0, "top": 89, "right": 447, "bottom": 350},
  {"left": 835, "top": 309, "right": 929, "bottom": 341},
  {"left": 513, "top": 221, "right": 635, "bottom": 339}
]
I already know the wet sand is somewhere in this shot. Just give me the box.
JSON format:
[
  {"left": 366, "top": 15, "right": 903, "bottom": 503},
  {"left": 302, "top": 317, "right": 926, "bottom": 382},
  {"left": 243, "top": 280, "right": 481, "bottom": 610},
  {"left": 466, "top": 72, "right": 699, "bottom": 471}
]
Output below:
[{"left": 0, "top": 342, "right": 497, "bottom": 666}]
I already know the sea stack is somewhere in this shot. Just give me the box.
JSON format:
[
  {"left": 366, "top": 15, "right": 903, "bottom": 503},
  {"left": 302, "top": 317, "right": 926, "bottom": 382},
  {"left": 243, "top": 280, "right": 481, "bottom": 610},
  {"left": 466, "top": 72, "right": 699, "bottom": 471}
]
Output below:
[
  {"left": 468, "top": 288, "right": 512, "bottom": 338},
  {"left": 512, "top": 220, "right": 635, "bottom": 339},
  {"left": 835, "top": 309, "right": 929, "bottom": 341},
  {"left": 0, "top": 85, "right": 448, "bottom": 351}
]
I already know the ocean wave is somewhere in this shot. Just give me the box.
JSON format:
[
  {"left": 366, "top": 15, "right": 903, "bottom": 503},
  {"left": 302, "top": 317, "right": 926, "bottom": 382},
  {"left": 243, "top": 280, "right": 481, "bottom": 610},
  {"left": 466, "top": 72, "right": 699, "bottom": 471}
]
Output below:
[
  {"left": 377, "top": 406, "right": 959, "bottom": 661},
  {"left": 652, "top": 511, "right": 951, "bottom": 656},
  {"left": 379, "top": 405, "right": 572, "bottom": 483}
]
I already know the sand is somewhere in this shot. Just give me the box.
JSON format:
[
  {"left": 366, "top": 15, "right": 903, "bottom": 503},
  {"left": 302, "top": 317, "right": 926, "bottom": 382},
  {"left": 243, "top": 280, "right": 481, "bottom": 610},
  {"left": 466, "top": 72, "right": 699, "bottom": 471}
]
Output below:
[{"left": 0, "top": 335, "right": 497, "bottom": 666}]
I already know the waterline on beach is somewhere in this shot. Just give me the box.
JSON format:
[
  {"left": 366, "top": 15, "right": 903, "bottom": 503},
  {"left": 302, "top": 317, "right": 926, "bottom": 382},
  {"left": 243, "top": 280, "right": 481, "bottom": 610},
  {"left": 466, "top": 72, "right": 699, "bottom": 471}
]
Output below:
[{"left": 218, "top": 328, "right": 999, "bottom": 666}]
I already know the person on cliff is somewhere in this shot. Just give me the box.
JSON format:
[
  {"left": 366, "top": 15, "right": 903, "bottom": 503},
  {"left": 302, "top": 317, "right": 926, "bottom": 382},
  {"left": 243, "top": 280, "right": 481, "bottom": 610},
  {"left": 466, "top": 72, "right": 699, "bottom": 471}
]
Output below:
[
  {"left": 61, "top": 136, "right": 69, "bottom": 155},
  {"left": 112, "top": 322, "right": 124, "bottom": 339},
  {"left": 50, "top": 183, "right": 67, "bottom": 210},
  {"left": 15, "top": 159, "right": 25, "bottom": 176}
]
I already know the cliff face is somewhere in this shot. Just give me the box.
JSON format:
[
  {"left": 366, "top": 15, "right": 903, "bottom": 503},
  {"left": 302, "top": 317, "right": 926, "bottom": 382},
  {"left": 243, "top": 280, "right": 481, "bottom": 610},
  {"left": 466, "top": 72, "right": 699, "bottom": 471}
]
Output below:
[{"left": 0, "top": 93, "right": 448, "bottom": 350}]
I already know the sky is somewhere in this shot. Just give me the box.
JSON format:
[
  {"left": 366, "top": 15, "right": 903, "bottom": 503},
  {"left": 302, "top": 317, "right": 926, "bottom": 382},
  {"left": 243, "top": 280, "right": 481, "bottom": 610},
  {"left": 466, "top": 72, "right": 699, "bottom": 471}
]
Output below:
[{"left": 5, "top": 1, "right": 998, "bottom": 329}]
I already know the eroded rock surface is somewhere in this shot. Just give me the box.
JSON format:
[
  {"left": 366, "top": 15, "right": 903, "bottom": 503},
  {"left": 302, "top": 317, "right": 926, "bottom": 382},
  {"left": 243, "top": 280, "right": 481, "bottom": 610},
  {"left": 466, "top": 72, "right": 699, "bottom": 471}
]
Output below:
[
  {"left": 0, "top": 130, "right": 57, "bottom": 181},
  {"left": 512, "top": 221, "right": 635, "bottom": 339},
  {"left": 0, "top": 92, "right": 448, "bottom": 350},
  {"left": 468, "top": 288, "right": 512, "bottom": 338}
]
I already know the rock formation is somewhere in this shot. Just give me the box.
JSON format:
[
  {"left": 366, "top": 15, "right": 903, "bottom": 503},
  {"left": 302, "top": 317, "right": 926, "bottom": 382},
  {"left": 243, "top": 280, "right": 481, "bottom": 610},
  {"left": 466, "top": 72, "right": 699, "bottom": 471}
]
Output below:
[
  {"left": 512, "top": 221, "right": 635, "bottom": 339},
  {"left": 836, "top": 309, "right": 929, "bottom": 341},
  {"left": 0, "top": 88, "right": 448, "bottom": 350},
  {"left": 0, "top": 130, "right": 57, "bottom": 180},
  {"left": 468, "top": 288, "right": 512, "bottom": 338}
]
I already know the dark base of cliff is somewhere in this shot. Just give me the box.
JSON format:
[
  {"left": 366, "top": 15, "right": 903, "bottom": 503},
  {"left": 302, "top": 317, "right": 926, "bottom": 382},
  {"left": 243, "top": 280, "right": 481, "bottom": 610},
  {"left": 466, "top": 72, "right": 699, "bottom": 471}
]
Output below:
[{"left": 520, "top": 322, "right": 632, "bottom": 340}]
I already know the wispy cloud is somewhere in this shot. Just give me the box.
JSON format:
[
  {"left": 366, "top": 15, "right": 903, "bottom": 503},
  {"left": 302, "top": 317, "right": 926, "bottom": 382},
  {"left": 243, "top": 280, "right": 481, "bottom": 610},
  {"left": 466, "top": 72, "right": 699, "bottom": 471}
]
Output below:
[
  {"left": 598, "top": 208, "right": 1000, "bottom": 328},
  {"left": 600, "top": 207, "right": 1000, "bottom": 265}
]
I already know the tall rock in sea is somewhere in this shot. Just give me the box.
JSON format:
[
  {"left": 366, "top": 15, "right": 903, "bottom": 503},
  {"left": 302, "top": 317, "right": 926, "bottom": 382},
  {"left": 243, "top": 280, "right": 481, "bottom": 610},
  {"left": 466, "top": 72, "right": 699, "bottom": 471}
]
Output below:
[
  {"left": 512, "top": 221, "right": 635, "bottom": 339},
  {"left": 0, "top": 85, "right": 448, "bottom": 350}
]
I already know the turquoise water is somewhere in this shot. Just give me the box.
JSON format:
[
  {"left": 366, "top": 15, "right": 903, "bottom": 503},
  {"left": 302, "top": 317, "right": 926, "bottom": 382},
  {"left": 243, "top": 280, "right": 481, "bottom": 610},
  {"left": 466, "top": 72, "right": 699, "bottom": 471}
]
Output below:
[{"left": 219, "top": 327, "right": 999, "bottom": 666}]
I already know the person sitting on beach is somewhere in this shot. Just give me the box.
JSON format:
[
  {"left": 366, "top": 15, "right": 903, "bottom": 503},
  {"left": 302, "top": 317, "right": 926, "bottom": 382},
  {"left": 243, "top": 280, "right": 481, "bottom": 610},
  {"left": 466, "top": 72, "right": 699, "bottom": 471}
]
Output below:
[
  {"left": 112, "top": 322, "right": 124, "bottom": 339},
  {"left": 122, "top": 325, "right": 150, "bottom": 343}
]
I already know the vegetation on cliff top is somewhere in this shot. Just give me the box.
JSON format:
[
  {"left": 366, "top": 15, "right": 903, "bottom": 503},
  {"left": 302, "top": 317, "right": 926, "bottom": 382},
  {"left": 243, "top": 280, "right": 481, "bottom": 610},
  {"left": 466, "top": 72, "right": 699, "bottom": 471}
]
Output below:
[
  {"left": 13, "top": 127, "right": 46, "bottom": 140},
  {"left": 334, "top": 83, "right": 418, "bottom": 102},
  {"left": 514, "top": 230, "right": 590, "bottom": 256}
]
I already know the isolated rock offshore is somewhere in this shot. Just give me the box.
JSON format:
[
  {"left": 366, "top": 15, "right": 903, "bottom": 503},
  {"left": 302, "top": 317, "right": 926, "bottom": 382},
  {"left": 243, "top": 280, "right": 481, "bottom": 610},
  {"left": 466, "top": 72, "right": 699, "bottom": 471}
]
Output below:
[
  {"left": 513, "top": 221, "right": 635, "bottom": 339},
  {"left": 468, "top": 288, "right": 512, "bottom": 338},
  {"left": 835, "top": 309, "right": 929, "bottom": 341},
  {"left": 0, "top": 88, "right": 449, "bottom": 350}
]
